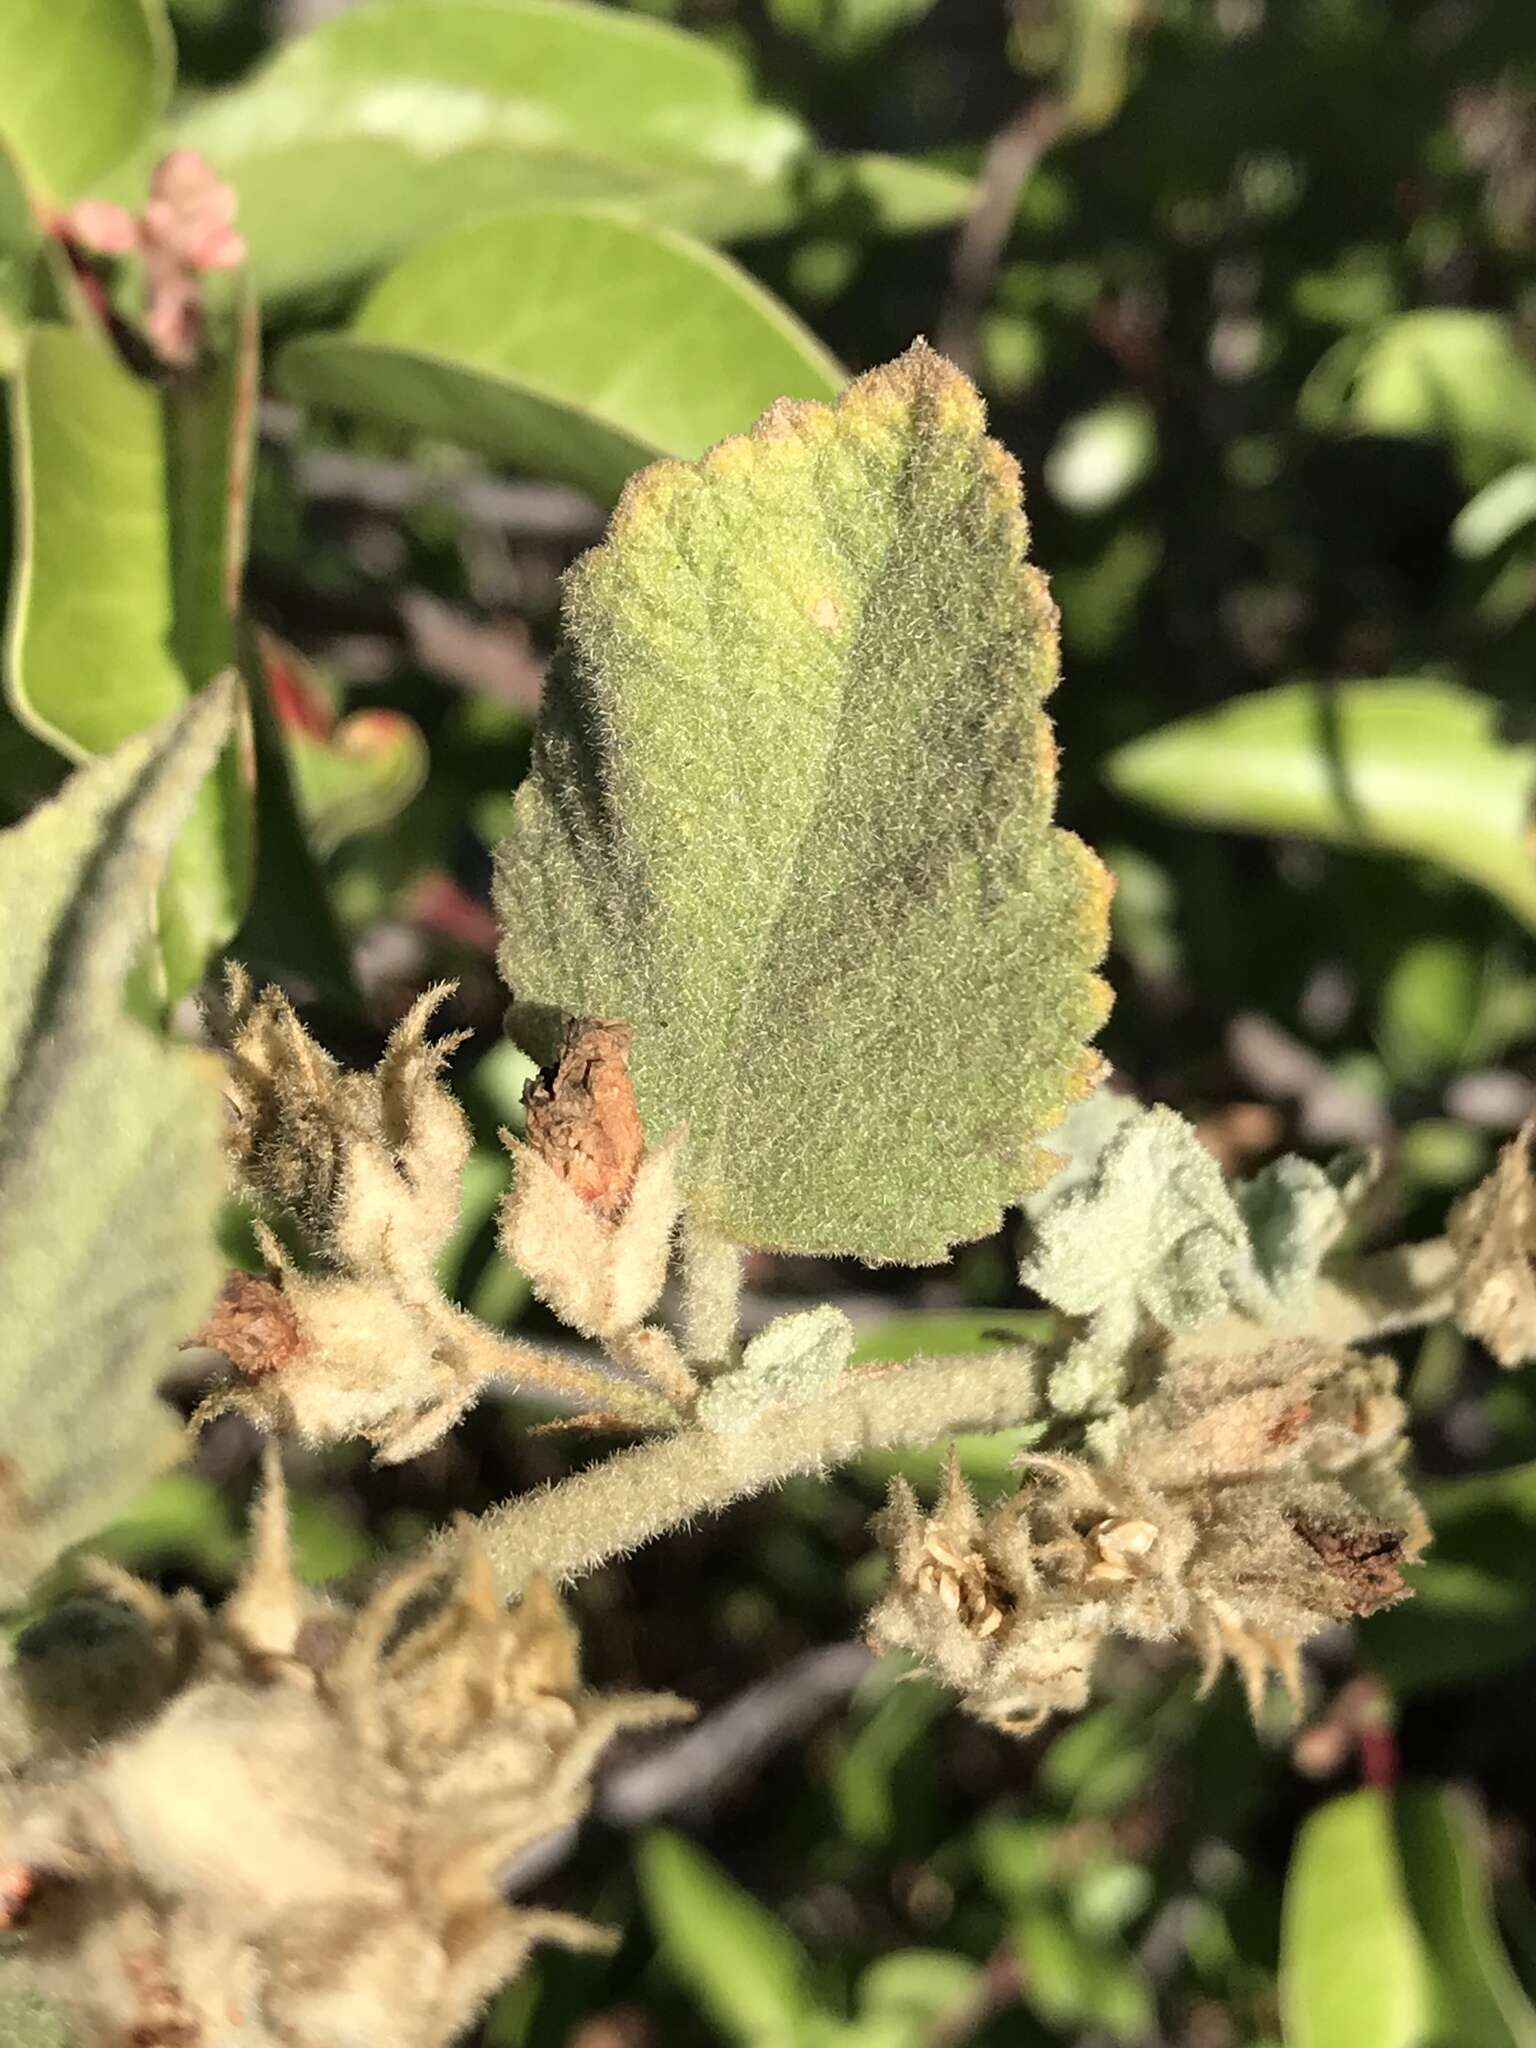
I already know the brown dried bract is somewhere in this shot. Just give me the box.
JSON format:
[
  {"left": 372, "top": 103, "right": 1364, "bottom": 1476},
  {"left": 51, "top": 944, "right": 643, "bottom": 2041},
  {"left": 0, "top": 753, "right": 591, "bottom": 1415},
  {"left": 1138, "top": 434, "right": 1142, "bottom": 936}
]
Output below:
[
  {"left": 189, "top": 1272, "right": 306, "bottom": 1378},
  {"left": 1291, "top": 1517, "right": 1408, "bottom": 1617},
  {"left": 523, "top": 1018, "right": 645, "bottom": 1221}
]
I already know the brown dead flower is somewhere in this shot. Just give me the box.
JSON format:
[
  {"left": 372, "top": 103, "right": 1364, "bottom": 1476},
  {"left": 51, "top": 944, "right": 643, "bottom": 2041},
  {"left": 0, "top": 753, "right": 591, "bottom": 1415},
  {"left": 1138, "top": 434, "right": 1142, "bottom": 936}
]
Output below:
[{"left": 0, "top": 1454, "right": 690, "bottom": 2048}]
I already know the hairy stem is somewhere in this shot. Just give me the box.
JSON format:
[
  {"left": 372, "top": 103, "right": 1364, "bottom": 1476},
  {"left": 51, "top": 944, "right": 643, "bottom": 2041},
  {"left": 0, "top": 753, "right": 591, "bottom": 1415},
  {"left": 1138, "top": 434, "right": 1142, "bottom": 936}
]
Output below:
[
  {"left": 678, "top": 1221, "right": 745, "bottom": 1366},
  {"left": 469, "top": 1348, "right": 1040, "bottom": 1597}
]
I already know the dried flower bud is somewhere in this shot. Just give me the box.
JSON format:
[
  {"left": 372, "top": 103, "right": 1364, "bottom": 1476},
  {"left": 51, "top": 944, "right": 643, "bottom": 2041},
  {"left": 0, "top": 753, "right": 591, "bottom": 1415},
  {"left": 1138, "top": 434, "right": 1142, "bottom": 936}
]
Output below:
[
  {"left": 0, "top": 1457, "right": 690, "bottom": 2047},
  {"left": 1449, "top": 1117, "right": 1536, "bottom": 1366},
  {"left": 524, "top": 1018, "right": 645, "bottom": 1222},
  {"left": 210, "top": 971, "right": 472, "bottom": 1284},
  {"left": 499, "top": 1127, "right": 684, "bottom": 1342},
  {"left": 867, "top": 1342, "right": 1421, "bottom": 1734}
]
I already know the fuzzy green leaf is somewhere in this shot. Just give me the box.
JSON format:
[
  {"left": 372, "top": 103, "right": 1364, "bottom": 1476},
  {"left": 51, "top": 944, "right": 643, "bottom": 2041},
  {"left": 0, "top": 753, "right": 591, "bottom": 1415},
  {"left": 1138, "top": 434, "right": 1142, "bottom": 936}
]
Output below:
[
  {"left": 0, "top": 0, "right": 173, "bottom": 203},
  {"left": 1020, "top": 1102, "right": 1361, "bottom": 1412},
  {"left": 168, "top": 0, "right": 807, "bottom": 302},
  {"left": 0, "top": 683, "right": 233, "bottom": 1606},
  {"left": 277, "top": 208, "right": 843, "bottom": 502},
  {"left": 495, "top": 344, "right": 1112, "bottom": 1262},
  {"left": 1106, "top": 680, "right": 1536, "bottom": 932},
  {"left": 698, "top": 1304, "right": 854, "bottom": 1436}
]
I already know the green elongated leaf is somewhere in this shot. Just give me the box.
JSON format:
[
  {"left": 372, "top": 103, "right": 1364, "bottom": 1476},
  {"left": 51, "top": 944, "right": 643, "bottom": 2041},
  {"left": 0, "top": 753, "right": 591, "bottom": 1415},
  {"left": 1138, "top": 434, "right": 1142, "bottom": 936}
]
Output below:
[
  {"left": 168, "top": 0, "right": 807, "bottom": 302},
  {"left": 1106, "top": 680, "right": 1536, "bottom": 931},
  {"left": 1280, "top": 1790, "right": 1436, "bottom": 2048},
  {"left": 636, "top": 1829, "right": 813, "bottom": 2044},
  {"left": 0, "top": 682, "right": 233, "bottom": 1607},
  {"left": 6, "top": 322, "right": 257, "bottom": 997},
  {"left": 1302, "top": 312, "right": 1536, "bottom": 480},
  {"left": 1395, "top": 1786, "right": 1536, "bottom": 2048},
  {"left": 495, "top": 343, "right": 1112, "bottom": 1261},
  {"left": 278, "top": 208, "right": 843, "bottom": 503},
  {"left": 810, "top": 153, "right": 974, "bottom": 233},
  {"left": 0, "top": 0, "right": 172, "bottom": 202},
  {"left": 1283, "top": 1788, "right": 1536, "bottom": 2048}
]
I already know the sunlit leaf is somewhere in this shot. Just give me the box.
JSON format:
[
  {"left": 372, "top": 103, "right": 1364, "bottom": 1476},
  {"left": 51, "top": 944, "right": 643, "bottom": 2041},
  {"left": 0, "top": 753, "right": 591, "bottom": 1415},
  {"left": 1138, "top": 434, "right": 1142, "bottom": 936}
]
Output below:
[
  {"left": 6, "top": 319, "right": 257, "bottom": 996},
  {"left": 279, "top": 208, "right": 843, "bottom": 502},
  {"left": 0, "top": 0, "right": 173, "bottom": 202},
  {"left": 169, "top": 0, "right": 809, "bottom": 301},
  {"left": 1107, "top": 680, "right": 1536, "bottom": 931},
  {"left": 496, "top": 344, "right": 1112, "bottom": 1260}
]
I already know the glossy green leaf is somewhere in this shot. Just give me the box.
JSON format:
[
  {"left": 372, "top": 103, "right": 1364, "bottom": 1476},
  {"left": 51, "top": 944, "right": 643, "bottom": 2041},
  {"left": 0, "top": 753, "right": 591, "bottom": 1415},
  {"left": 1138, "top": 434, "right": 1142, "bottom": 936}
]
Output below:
[
  {"left": 1302, "top": 312, "right": 1536, "bottom": 480},
  {"left": 278, "top": 208, "right": 844, "bottom": 502},
  {"left": 170, "top": 0, "right": 808, "bottom": 301},
  {"left": 5, "top": 321, "right": 257, "bottom": 996},
  {"left": 1282, "top": 1787, "right": 1536, "bottom": 2048},
  {"left": 496, "top": 344, "right": 1112, "bottom": 1260},
  {"left": 1107, "top": 680, "right": 1536, "bottom": 931},
  {"left": 636, "top": 1829, "right": 813, "bottom": 2044},
  {"left": 0, "top": 683, "right": 232, "bottom": 1607},
  {"left": 1395, "top": 1786, "right": 1536, "bottom": 2048},
  {"left": 1280, "top": 1790, "right": 1435, "bottom": 2048},
  {"left": 0, "top": 0, "right": 173, "bottom": 202}
]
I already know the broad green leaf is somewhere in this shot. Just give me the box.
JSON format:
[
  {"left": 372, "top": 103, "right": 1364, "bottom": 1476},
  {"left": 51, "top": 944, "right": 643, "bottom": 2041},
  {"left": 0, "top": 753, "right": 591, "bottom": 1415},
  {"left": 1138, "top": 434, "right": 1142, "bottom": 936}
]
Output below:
[
  {"left": 169, "top": 0, "right": 808, "bottom": 301},
  {"left": 6, "top": 322, "right": 256, "bottom": 996},
  {"left": 1280, "top": 1790, "right": 1436, "bottom": 2048},
  {"left": 278, "top": 208, "right": 843, "bottom": 502},
  {"left": 495, "top": 344, "right": 1112, "bottom": 1261},
  {"left": 1106, "top": 680, "right": 1536, "bottom": 931},
  {"left": 1302, "top": 312, "right": 1536, "bottom": 481},
  {"left": 0, "top": 0, "right": 172, "bottom": 202},
  {"left": 636, "top": 1829, "right": 813, "bottom": 2044},
  {"left": 0, "top": 683, "right": 233, "bottom": 1606},
  {"left": 1395, "top": 1786, "right": 1536, "bottom": 2048}
]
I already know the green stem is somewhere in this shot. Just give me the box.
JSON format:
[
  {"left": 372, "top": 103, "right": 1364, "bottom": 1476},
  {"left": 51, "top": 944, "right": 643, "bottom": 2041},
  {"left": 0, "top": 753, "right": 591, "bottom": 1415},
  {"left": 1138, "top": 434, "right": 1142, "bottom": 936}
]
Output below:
[
  {"left": 678, "top": 1220, "right": 745, "bottom": 1367},
  {"left": 469, "top": 1348, "right": 1040, "bottom": 1598}
]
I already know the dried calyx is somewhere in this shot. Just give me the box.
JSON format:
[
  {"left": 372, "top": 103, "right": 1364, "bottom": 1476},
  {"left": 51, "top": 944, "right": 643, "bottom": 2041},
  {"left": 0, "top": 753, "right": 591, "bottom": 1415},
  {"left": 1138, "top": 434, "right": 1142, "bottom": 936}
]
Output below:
[
  {"left": 195, "top": 974, "right": 680, "bottom": 1459},
  {"left": 0, "top": 1454, "right": 689, "bottom": 2048},
  {"left": 867, "top": 1338, "right": 1422, "bottom": 1734}
]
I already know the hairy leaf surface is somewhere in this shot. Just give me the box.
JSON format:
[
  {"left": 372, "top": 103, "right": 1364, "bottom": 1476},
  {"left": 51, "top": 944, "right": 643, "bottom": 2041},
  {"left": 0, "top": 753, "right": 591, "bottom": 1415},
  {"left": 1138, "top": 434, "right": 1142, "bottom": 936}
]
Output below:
[
  {"left": 0, "top": 683, "right": 232, "bottom": 1605},
  {"left": 496, "top": 344, "right": 1111, "bottom": 1261}
]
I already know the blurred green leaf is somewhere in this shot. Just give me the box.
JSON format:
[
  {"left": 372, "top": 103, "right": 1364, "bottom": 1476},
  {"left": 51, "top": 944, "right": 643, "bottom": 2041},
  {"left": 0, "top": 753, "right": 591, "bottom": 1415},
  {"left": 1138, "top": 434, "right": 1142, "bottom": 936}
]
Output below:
[
  {"left": 0, "top": 684, "right": 232, "bottom": 1607},
  {"left": 1453, "top": 466, "right": 1536, "bottom": 561},
  {"left": 855, "top": 1952, "right": 979, "bottom": 2027},
  {"left": 0, "top": 0, "right": 173, "bottom": 202},
  {"left": 496, "top": 345, "right": 1112, "bottom": 1260},
  {"left": 0, "top": 142, "right": 39, "bottom": 377},
  {"left": 279, "top": 208, "right": 843, "bottom": 502},
  {"left": 637, "top": 1829, "right": 814, "bottom": 2044},
  {"left": 809, "top": 153, "right": 974, "bottom": 234},
  {"left": 851, "top": 1309, "right": 1053, "bottom": 1365},
  {"left": 1377, "top": 938, "right": 1483, "bottom": 1080},
  {"left": 1044, "top": 398, "right": 1157, "bottom": 514},
  {"left": 6, "top": 322, "right": 256, "bottom": 996},
  {"left": 171, "top": 0, "right": 809, "bottom": 301},
  {"left": 1282, "top": 1787, "right": 1536, "bottom": 2048},
  {"left": 286, "top": 709, "right": 428, "bottom": 856},
  {"left": 766, "top": 0, "right": 937, "bottom": 62},
  {"left": 1281, "top": 1789, "right": 1435, "bottom": 2048},
  {"left": 1107, "top": 681, "right": 1536, "bottom": 931},
  {"left": 1013, "top": 1904, "right": 1152, "bottom": 2038},
  {"left": 1395, "top": 1786, "right": 1536, "bottom": 2048},
  {"left": 1366, "top": 1462, "right": 1536, "bottom": 1691},
  {"left": 1302, "top": 313, "right": 1536, "bottom": 482}
]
